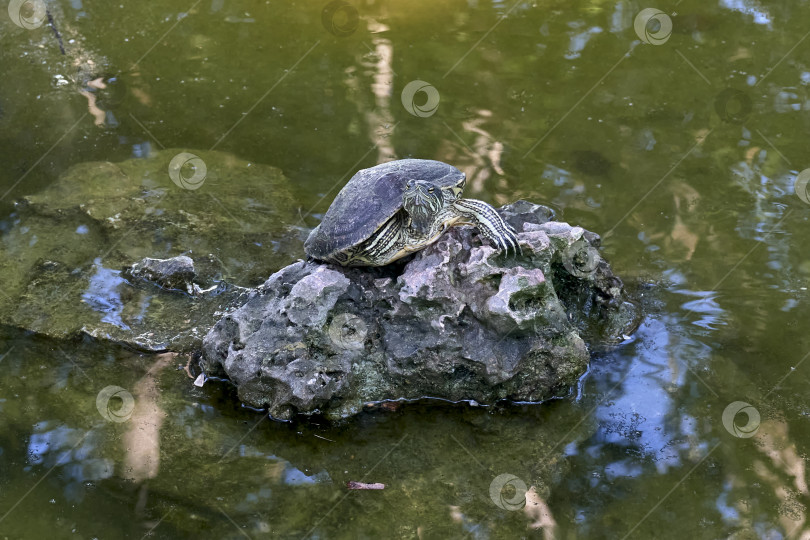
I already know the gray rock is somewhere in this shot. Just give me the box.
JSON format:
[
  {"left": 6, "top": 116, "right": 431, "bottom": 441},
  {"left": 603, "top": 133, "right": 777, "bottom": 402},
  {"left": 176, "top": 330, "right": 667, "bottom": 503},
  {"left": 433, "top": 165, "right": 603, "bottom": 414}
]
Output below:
[
  {"left": 201, "top": 200, "right": 639, "bottom": 420},
  {"left": 124, "top": 256, "right": 196, "bottom": 293}
]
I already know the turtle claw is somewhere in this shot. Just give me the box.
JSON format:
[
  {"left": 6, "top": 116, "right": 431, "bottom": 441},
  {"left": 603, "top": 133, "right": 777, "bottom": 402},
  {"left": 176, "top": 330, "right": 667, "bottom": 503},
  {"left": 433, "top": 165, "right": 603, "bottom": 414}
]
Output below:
[
  {"left": 500, "top": 228, "right": 521, "bottom": 258},
  {"left": 451, "top": 198, "right": 522, "bottom": 259},
  {"left": 503, "top": 226, "right": 523, "bottom": 256},
  {"left": 512, "top": 240, "right": 522, "bottom": 258}
]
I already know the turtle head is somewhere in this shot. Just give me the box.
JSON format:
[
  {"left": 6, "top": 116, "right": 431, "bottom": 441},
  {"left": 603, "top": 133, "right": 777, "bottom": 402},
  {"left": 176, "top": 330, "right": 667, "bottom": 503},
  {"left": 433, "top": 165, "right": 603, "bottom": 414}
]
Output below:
[{"left": 403, "top": 180, "right": 445, "bottom": 234}]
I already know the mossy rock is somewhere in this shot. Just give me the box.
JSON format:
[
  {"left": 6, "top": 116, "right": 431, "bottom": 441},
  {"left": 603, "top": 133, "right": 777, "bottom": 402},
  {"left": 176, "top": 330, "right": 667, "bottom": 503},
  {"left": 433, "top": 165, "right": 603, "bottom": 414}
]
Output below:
[{"left": 0, "top": 149, "right": 299, "bottom": 350}]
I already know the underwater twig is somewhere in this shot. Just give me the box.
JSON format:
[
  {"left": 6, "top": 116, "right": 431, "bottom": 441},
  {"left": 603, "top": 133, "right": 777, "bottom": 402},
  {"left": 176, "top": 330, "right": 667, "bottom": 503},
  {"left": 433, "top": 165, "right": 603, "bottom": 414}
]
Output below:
[{"left": 46, "top": 9, "right": 65, "bottom": 55}]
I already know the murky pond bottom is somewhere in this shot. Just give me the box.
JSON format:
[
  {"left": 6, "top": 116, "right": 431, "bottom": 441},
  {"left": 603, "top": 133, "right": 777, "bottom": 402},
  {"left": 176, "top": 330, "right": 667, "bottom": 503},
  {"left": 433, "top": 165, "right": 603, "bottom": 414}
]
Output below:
[{"left": 2, "top": 0, "right": 810, "bottom": 538}]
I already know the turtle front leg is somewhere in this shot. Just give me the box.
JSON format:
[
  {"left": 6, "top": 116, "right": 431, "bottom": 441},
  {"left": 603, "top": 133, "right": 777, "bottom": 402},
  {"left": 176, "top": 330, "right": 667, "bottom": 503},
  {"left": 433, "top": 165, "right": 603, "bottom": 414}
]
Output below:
[{"left": 452, "top": 198, "right": 521, "bottom": 255}]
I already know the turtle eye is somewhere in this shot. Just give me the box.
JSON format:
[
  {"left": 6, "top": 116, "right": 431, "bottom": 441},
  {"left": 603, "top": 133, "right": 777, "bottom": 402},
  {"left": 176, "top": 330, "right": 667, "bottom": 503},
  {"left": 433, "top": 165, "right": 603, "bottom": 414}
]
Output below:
[{"left": 405, "top": 182, "right": 411, "bottom": 189}]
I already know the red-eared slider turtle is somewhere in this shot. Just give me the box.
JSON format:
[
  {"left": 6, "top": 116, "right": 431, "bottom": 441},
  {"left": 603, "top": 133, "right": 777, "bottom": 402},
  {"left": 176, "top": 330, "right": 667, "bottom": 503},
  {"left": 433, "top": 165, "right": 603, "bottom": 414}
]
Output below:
[{"left": 304, "top": 159, "right": 519, "bottom": 266}]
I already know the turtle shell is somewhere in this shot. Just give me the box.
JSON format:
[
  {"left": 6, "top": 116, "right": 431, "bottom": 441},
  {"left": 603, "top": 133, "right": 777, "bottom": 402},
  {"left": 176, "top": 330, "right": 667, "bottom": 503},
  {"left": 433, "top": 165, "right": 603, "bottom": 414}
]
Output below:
[{"left": 305, "top": 159, "right": 465, "bottom": 260}]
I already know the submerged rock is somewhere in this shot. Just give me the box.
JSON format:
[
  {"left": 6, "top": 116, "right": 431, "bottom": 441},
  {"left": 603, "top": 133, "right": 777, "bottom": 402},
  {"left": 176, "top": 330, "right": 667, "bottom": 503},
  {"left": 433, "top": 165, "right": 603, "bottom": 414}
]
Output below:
[
  {"left": 201, "top": 200, "right": 639, "bottom": 420},
  {"left": 0, "top": 149, "right": 300, "bottom": 351}
]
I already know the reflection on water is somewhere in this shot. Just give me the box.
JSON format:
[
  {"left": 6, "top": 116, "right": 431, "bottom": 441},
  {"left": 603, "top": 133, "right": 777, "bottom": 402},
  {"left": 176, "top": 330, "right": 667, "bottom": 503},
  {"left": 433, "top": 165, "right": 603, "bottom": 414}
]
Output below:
[
  {"left": 27, "top": 423, "right": 112, "bottom": 503},
  {"left": 1, "top": 0, "right": 810, "bottom": 537},
  {"left": 81, "top": 258, "right": 132, "bottom": 330}
]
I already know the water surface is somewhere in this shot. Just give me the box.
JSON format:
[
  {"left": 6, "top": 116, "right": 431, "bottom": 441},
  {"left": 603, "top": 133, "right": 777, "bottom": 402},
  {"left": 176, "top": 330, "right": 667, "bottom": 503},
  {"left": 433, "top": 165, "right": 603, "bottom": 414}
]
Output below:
[{"left": 1, "top": 0, "right": 809, "bottom": 538}]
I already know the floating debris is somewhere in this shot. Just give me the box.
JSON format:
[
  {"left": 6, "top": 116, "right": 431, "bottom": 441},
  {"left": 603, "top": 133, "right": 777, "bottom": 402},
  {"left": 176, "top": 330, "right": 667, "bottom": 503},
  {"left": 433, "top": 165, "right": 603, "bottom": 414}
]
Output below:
[{"left": 346, "top": 482, "right": 385, "bottom": 490}]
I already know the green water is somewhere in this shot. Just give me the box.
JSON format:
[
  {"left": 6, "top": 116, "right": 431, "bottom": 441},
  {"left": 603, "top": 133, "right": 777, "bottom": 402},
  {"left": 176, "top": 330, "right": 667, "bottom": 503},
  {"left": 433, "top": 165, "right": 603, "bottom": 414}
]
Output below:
[{"left": 2, "top": 0, "right": 810, "bottom": 537}]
